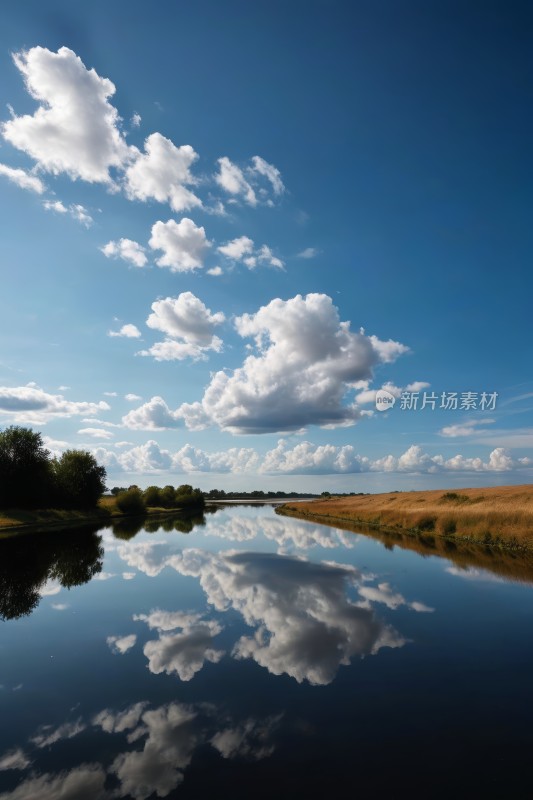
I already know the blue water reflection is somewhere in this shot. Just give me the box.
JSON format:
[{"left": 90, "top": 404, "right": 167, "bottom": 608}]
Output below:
[{"left": 1, "top": 504, "right": 533, "bottom": 797}]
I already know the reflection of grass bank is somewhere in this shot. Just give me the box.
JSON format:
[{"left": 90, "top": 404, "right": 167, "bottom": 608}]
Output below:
[
  {"left": 279, "top": 504, "right": 533, "bottom": 585},
  {"left": 277, "top": 484, "right": 533, "bottom": 553},
  {"left": 0, "top": 496, "right": 204, "bottom": 538}
]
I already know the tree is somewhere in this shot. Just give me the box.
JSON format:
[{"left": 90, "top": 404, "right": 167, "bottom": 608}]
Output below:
[
  {"left": 0, "top": 426, "right": 52, "bottom": 508},
  {"left": 160, "top": 485, "right": 177, "bottom": 508},
  {"left": 115, "top": 487, "right": 146, "bottom": 515},
  {"left": 143, "top": 485, "right": 162, "bottom": 507},
  {"left": 52, "top": 450, "right": 107, "bottom": 508}
]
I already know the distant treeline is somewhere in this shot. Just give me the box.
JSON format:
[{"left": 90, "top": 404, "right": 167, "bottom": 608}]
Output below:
[
  {"left": 0, "top": 426, "right": 106, "bottom": 509},
  {"left": 204, "top": 489, "right": 320, "bottom": 500},
  {"left": 203, "top": 490, "right": 369, "bottom": 500},
  {"left": 109, "top": 484, "right": 205, "bottom": 514}
]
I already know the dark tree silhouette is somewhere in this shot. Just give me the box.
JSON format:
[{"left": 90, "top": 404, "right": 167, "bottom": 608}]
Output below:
[
  {"left": 52, "top": 450, "right": 107, "bottom": 508},
  {"left": 0, "top": 527, "right": 104, "bottom": 621},
  {"left": 0, "top": 426, "right": 52, "bottom": 507}
]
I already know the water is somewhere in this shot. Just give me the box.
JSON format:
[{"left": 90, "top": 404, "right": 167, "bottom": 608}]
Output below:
[{"left": 1, "top": 504, "right": 533, "bottom": 798}]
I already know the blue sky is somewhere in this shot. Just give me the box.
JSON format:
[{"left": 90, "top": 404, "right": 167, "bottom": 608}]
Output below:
[{"left": 0, "top": 0, "right": 532, "bottom": 491}]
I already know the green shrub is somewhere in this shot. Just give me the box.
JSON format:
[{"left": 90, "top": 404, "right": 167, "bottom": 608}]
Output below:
[
  {"left": 143, "top": 485, "right": 162, "bottom": 506},
  {"left": 116, "top": 488, "right": 146, "bottom": 515}
]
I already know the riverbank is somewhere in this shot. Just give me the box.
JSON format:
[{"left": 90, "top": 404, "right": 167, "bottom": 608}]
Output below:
[
  {"left": 0, "top": 496, "right": 205, "bottom": 538},
  {"left": 277, "top": 484, "right": 533, "bottom": 552}
]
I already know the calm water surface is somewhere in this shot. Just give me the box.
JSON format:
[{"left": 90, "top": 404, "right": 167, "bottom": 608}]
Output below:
[{"left": 1, "top": 504, "right": 533, "bottom": 798}]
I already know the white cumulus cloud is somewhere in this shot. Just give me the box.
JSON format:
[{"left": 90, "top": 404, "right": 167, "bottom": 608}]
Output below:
[
  {"left": 149, "top": 218, "right": 210, "bottom": 272},
  {"left": 108, "top": 323, "right": 142, "bottom": 339},
  {"left": 0, "top": 385, "right": 110, "bottom": 425},
  {"left": 101, "top": 238, "right": 147, "bottom": 268},
  {"left": 122, "top": 398, "right": 181, "bottom": 431},
  {"left": 2, "top": 46, "right": 131, "bottom": 183},
  {"left": 134, "top": 610, "right": 224, "bottom": 682},
  {"left": 107, "top": 634, "right": 137, "bottom": 655},
  {"left": 177, "top": 292, "right": 408, "bottom": 434},
  {"left": 217, "top": 235, "right": 283, "bottom": 269},
  {"left": 124, "top": 132, "right": 201, "bottom": 212},
  {"left": 138, "top": 292, "right": 225, "bottom": 362}
]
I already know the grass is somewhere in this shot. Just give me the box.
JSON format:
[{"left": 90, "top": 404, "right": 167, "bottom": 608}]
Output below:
[
  {"left": 0, "top": 496, "right": 197, "bottom": 537},
  {"left": 277, "top": 484, "right": 533, "bottom": 552}
]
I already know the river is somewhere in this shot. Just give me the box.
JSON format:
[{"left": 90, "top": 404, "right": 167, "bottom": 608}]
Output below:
[{"left": 1, "top": 503, "right": 533, "bottom": 798}]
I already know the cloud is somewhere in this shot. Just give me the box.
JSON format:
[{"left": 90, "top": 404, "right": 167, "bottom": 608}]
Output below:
[
  {"left": 214, "top": 155, "right": 284, "bottom": 206},
  {"left": 261, "top": 440, "right": 371, "bottom": 474},
  {"left": 3, "top": 46, "right": 131, "bottom": 184},
  {"left": 43, "top": 199, "right": 93, "bottom": 226},
  {"left": 173, "top": 444, "right": 259, "bottom": 473},
  {"left": 106, "top": 634, "right": 137, "bottom": 655},
  {"left": 149, "top": 218, "right": 210, "bottom": 272},
  {"left": 131, "top": 113, "right": 141, "bottom": 128},
  {"left": 297, "top": 247, "right": 318, "bottom": 259},
  {"left": 124, "top": 133, "right": 201, "bottom": 213},
  {"left": 122, "top": 441, "right": 174, "bottom": 472},
  {"left": 94, "top": 434, "right": 532, "bottom": 477},
  {"left": 0, "top": 385, "right": 110, "bottom": 424},
  {"left": 177, "top": 292, "right": 408, "bottom": 433},
  {"left": 204, "top": 510, "right": 355, "bottom": 552},
  {"left": 445, "top": 567, "right": 505, "bottom": 583},
  {"left": 0, "top": 748, "right": 31, "bottom": 771},
  {"left": 115, "top": 542, "right": 407, "bottom": 686},
  {"left": 92, "top": 702, "right": 148, "bottom": 736},
  {"left": 439, "top": 419, "right": 496, "bottom": 437},
  {"left": 0, "top": 764, "right": 108, "bottom": 800},
  {"left": 251, "top": 155, "right": 284, "bottom": 195},
  {"left": 371, "top": 445, "right": 531, "bottom": 474},
  {"left": 122, "top": 398, "right": 181, "bottom": 431},
  {"left": 217, "top": 235, "right": 254, "bottom": 260},
  {"left": 40, "top": 580, "right": 61, "bottom": 597},
  {"left": 207, "top": 266, "right": 223, "bottom": 276},
  {"left": 101, "top": 239, "right": 147, "bottom": 268},
  {"left": 145, "top": 292, "right": 224, "bottom": 342},
  {"left": 217, "top": 236, "right": 283, "bottom": 269},
  {"left": 30, "top": 719, "right": 86, "bottom": 749},
  {"left": 125, "top": 393, "right": 142, "bottom": 402},
  {"left": 108, "top": 323, "right": 142, "bottom": 339},
  {"left": 134, "top": 610, "right": 224, "bottom": 681},
  {"left": 211, "top": 715, "right": 281, "bottom": 760},
  {"left": 43, "top": 199, "right": 67, "bottom": 213},
  {"left": 358, "top": 582, "right": 434, "bottom": 613},
  {"left": 138, "top": 292, "right": 225, "bottom": 362},
  {"left": 94, "top": 440, "right": 258, "bottom": 474},
  {"left": 69, "top": 204, "right": 93, "bottom": 227},
  {"left": 0, "top": 162, "right": 45, "bottom": 194},
  {"left": 51, "top": 603, "right": 69, "bottom": 611},
  {"left": 215, "top": 157, "right": 257, "bottom": 206},
  {"left": 108, "top": 704, "right": 200, "bottom": 800},
  {"left": 78, "top": 427, "right": 114, "bottom": 440},
  {"left": 164, "top": 550, "right": 404, "bottom": 685},
  {"left": 98, "top": 701, "right": 278, "bottom": 798},
  {"left": 42, "top": 436, "right": 68, "bottom": 455}
]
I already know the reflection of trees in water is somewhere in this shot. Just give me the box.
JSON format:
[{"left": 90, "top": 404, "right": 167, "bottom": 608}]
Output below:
[
  {"left": 0, "top": 527, "right": 104, "bottom": 621},
  {"left": 112, "top": 512, "right": 207, "bottom": 539},
  {"left": 112, "top": 516, "right": 146, "bottom": 540}
]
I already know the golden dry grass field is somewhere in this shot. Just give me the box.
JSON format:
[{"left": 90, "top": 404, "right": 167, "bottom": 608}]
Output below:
[{"left": 279, "top": 484, "right": 533, "bottom": 551}]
